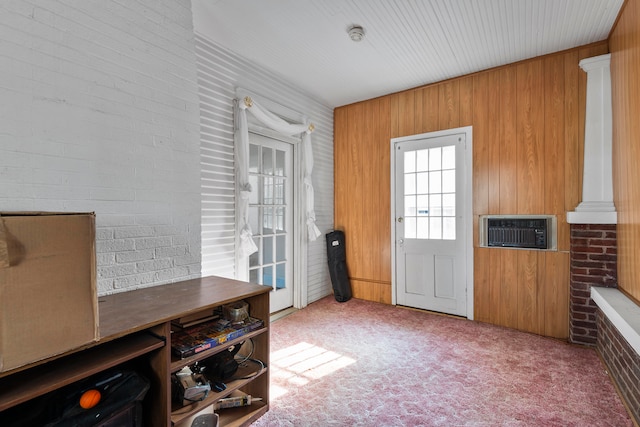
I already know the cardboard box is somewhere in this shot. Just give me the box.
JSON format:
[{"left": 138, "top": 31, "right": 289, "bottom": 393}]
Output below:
[{"left": 0, "top": 212, "right": 98, "bottom": 373}]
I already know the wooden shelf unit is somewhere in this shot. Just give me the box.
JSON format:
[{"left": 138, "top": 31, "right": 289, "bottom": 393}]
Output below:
[{"left": 0, "top": 276, "right": 270, "bottom": 427}]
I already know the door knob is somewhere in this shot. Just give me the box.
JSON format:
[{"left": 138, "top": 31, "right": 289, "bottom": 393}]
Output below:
[{"left": 397, "top": 217, "right": 403, "bottom": 223}]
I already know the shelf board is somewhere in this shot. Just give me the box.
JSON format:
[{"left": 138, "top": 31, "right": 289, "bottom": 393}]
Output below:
[
  {"left": 170, "top": 327, "right": 267, "bottom": 372},
  {"left": 0, "top": 332, "right": 165, "bottom": 411},
  {"left": 98, "top": 277, "right": 270, "bottom": 340},
  {"left": 170, "top": 365, "right": 267, "bottom": 425},
  {"left": 218, "top": 401, "right": 269, "bottom": 427}
]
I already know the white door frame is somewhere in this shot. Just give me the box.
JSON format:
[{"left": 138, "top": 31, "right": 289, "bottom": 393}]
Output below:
[
  {"left": 390, "top": 126, "right": 474, "bottom": 320},
  {"left": 234, "top": 88, "right": 308, "bottom": 310}
]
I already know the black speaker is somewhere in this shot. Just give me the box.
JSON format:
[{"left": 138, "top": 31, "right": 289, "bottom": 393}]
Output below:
[{"left": 201, "top": 344, "right": 242, "bottom": 380}]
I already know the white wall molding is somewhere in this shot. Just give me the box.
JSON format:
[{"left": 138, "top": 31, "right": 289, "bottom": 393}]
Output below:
[{"left": 568, "top": 54, "right": 617, "bottom": 225}]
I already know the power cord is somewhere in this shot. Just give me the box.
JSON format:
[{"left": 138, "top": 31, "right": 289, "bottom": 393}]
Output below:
[
  {"left": 229, "top": 339, "right": 266, "bottom": 380},
  {"left": 230, "top": 358, "right": 265, "bottom": 381}
]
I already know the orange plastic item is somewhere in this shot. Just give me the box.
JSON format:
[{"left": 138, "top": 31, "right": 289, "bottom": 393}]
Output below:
[{"left": 79, "top": 389, "right": 101, "bottom": 409}]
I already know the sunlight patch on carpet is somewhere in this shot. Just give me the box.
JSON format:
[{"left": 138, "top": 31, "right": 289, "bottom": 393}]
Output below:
[
  {"left": 269, "top": 341, "right": 356, "bottom": 399},
  {"left": 269, "top": 384, "right": 289, "bottom": 400}
]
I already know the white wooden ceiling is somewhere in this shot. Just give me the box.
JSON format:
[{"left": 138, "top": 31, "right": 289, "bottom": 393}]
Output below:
[{"left": 191, "top": 0, "right": 624, "bottom": 108}]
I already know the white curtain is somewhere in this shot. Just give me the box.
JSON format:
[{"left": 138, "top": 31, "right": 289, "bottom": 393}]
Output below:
[{"left": 235, "top": 96, "right": 321, "bottom": 257}]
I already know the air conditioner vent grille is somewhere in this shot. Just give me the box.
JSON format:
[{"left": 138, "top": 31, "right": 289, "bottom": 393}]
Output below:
[{"left": 486, "top": 218, "right": 548, "bottom": 249}]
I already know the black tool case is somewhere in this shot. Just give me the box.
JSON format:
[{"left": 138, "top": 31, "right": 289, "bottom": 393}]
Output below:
[{"left": 325, "top": 230, "right": 352, "bottom": 302}]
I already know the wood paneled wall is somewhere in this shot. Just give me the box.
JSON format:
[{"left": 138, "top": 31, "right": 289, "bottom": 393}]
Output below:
[
  {"left": 334, "top": 97, "right": 392, "bottom": 303},
  {"left": 335, "top": 41, "right": 609, "bottom": 338},
  {"left": 610, "top": 0, "right": 640, "bottom": 303}
]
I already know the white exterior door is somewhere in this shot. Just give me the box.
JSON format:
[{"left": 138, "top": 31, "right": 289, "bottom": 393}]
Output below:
[
  {"left": 248, "top": 133, "right": 294, "bottom": 313},
  {"left": 393, "top": 130, "right": 470, "bottom": 317}
]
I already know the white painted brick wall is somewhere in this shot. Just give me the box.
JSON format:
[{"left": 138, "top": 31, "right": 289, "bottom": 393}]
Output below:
[{"left": 0, "top": 0, "right": 202, "bottom": 295}]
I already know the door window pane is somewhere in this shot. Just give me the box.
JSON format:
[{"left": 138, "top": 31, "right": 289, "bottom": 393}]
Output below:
[
  {"left": 442, "top": 170, "right": 455, "bottom": 193},
  {"left": 430, "top": 194, "right": 442, "bottom": 216},
  {"left": 263, "top": 207, "right": 274, "bottom": 234},
  {"left": 263, "top": 236, "right": 273, "bottom": 264},
  {"left": 405, "top": 195, "right": 416, "bottom": 217},
  {"left": 442, "top": 145, "right": 455, "bottom": 169},
  {"left": 429, "top": 171, "right": 441, "bottom": 193},
  {"left": 405, "top": 173, "right": 416, "bottom": 195},
  {"left": 429, "top": 147, "right": 441, "bottom": 170},
  {"left": 416, "top": 172, "right": 429, "bottom": 194},
  {"left": 276, "top": 150, "right": 285, "bottom": 176},
  {"left": 250, "top": 268, "right": 259, "bottom": 284},
  {"left": 274, "top": 178, "right": 285, "bottom": 204},
  {"left": 275, "top": 207, "right": 285, "bottom": 232},
  {"left": 264, "top": 177, "right": 273, "bottom": 205},
  {"left": 276, "top": 263, "right": 285, "bottom": 289},
  {"left": 404, "top": 151, "right": 416, "bottom": 173},
  {"left": 416, "top": 195, "right": 429, "bottom": 216},
  {"left": 276, "top": 235, "right": 286, "bottom": 262},
  {"left": 263, "top": 265, "right": 273, "bottom": 286},
  {"left": 416, "top": 149, "right": 429, "bottom": 172},
  {"left": 249, "top": 145, "right": 260, "bottom": 173},
  {"left": 400, "top": 143, "right": 456, "bottom": 241},
  {"left": 417, "top": 217, "right": 429, "bottom": 239},
  {"left": 443, "top": 194, "right": 456, "bottom": 216},
  {"left": 263, "top": 148, "right": 273, "bottom": 175}
]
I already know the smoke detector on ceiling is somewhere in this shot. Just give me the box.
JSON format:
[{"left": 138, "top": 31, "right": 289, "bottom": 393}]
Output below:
[{"left": 347, "top": 25, "right": 365, "bottom": 42}]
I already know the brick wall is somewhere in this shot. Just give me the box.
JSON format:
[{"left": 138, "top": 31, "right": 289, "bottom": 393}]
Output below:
[
  {"left": 570, "top": 224, "right": 617, "bottom": 345},
  {"left": 0, "top": 1, "right": 202, "bottom": 294},
  {"left": 597, "top": 309, "right": 640, "bottom": 423}
]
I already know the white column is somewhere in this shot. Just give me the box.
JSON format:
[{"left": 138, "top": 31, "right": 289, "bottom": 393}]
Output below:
[{"left": 567, "top": 54, "right": 617, "bottom": 224}]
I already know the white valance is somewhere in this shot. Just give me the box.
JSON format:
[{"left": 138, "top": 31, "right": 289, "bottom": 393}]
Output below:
[{"left": 235, "top": 96, "right": 321, "bottom": 257}]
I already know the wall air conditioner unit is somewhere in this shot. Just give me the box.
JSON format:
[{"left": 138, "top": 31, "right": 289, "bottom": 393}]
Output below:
[{"left": 479, "top": 215, "right": 557, "bottom": 250}]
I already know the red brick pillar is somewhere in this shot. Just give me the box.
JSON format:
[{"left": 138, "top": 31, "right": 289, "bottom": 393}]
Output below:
[{"left": 569, "top": 224, "right": 617, "bottom": 345}]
